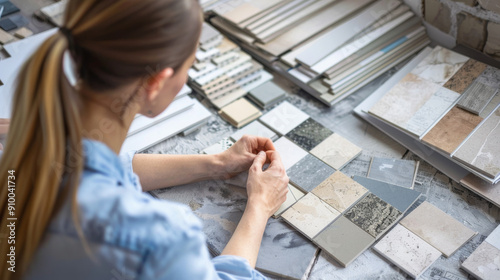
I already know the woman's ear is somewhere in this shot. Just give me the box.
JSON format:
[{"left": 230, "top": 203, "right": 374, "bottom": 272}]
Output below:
[{"left": 145, "top": 68, "right": 174, "bottom": 101}]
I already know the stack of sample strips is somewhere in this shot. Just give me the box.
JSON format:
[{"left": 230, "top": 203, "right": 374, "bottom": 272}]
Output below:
[
  {"left": 461, "top": 224, "right": 500, "bottom": 280},
  {"left": 204, "top": 0, "right": 430, "bottom": 106}
]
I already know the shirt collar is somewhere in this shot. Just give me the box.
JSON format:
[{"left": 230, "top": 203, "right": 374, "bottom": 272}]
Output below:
[{"left": 82, "top": 138, "right": 125, "bottom": 185}]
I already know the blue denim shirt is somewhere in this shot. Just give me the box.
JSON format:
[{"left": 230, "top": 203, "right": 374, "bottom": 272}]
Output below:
[{"left": 24, "top": 139, "right": 266, "bottom": 280}]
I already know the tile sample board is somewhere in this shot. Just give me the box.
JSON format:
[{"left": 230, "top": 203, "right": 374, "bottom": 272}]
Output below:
[
  {"left": 461, "top": 241, "right": 500, "bottom": 280},
  {"left": 259, "top": 101, "right": 309, "bottom": 135},
  {"left": 287, "top": 154, "right": 335, "bottom": 193},
  {"left": 399, "top": 201, "right": 477, "bottom": 257},
  {"left": 460, "top": 173, "right": 500, "bottom": 208},
  {"left": 374, "top": 224, "right": 442, "bottom": 279},
  {"left": 229, "top": 120, "right": 277, "bottom": 142},
  {"left": 367, "top": 157, "right": 419, "bottom": 189},
  {"left": 285, "top": 118, "right": 333, "bottom": 151},
  {"left": 457, "top": 80, "right": 498, "bottom": 115},
  {"left": 273, "top": 184, "right": 305, "bottom": 217},
  {"left": 218, "top": 98, "right": 262, "bottom": 128},
  {"left": 443, "top": 59, "right": 488, "bottom": 94},
  {"left": 273, "top": 137, "right": 308, "bottom": 170},
  {"left": 310, "top": 133, "right": 362, "bottom": 170}
]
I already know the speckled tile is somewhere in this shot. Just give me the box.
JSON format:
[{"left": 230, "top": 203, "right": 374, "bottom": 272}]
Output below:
[
  {"left": 285, "top": 118, "right": 333, "bottom": 151},
  {"left": 282, "top": 193, "right": 341, "bottom": 239},
  {"left": 457, "top": 80, "right": 498, "bottom": 115},
  {"left": 310, "top": 133, "right": 362, "bottom": 170},
  {"left": 411, "top": 46, "right": 468, "bottom": 85},
  {"left": 367, "top": 157, "right": 418, "bottom": 189},
  {"left": 344, "top": 193, "right": 402, "bottom": 238},
  {"left": 486, "top": 225, "right": 500, "bottom": 251},
  {"left": 273, "top": 137, "right": 308, "bottom": 170},
  {"left": 202, "top": 138, "right": 234, "bottom": 154},
  {"left": 461, "top": 241, "right": 500, "bottom": 280},
  {"left": 288, "top": 154, "right": 335, "bottom": 193},
  {"left": 260, "top": 101, "right": 309, "bottom": 135},
  {"left": 373, "top": 224, "right": 442, "bottom": 279},
  {"left": 443, "top": 59, "right": 488, "bottom": 94},
  {"left": 313, "top": 216, "right": 375, "bottom": 267},
  {"left": 311, "top": 172, "right": 368, "bottom": 213},
  {"left": 400, "top": 201, "right": 477, "bottom": 257},
  {"left": 273, "top": 184, "right": 305, "bottom": 217},
  {"left": 230, "top": 120, "right": 277, "bottom": 142}
]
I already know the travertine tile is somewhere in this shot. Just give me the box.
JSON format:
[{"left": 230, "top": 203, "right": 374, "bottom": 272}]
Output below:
[
  {"left": 411, "top": 46, "right": 468, "bottom": 85},
  {"left": 285, "top": 118, "right": 333, "bottom": 151},
  {"left": 230, "top": 120, "right": 277, "bottom": 142},
  {"left": 461, "top": 173, "right": 500, "bottom": 208},
  {"left": 260, "top": 101, "right": 309, "bottom": 135},
  {"left": 461, "top": 241, "right": 500, "bottom": 280},
  {"left": 311, "top": 172, "right": 368, "bottom": 212},
  {"left": 310, "top": 133, "right": 362, "bottom": 170},
  {"left": 367, "top": 157, "right": 418, "bottom": 189},
  {"left": 282, "top": 193, "right": 340, "bottom": 239},
  {"left": 273, "top": 137, "right": 308, "bottom": 170},
  {"left": 400, "top": 201, "right": 477, "bottom": 257},
  {"left": 443, "top": 59, "right": 488, "bottom": 94},
  {"left": 374, "top": 224, "right": 442, "bottom": 279},
  {"left": 288, "top": 154, "right": 335, "bottom": 193},
  {"left": 457, "top": 80, "right": 498, "bottom": 115},
  {"left": 273, "top": 184, "right": 305, "bottom": 217}
]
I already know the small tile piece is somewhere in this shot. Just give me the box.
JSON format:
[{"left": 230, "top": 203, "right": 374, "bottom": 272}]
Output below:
[
  {"left": 410, "top": 46, "right": 468, "bottom": 85},
  {"left": 461, "top": 173, "right": 500, "bottom": 208},
  {"left": 367, "top": 157, "right": 418, "bottom": 189},
  {"left": 14, "top": 27, "right": 33, "bottom": 39},
  {"left": 311, "top": 172, "right": 368, "bottom": 212},
  {"left": 202, "top": 138, "right": 234, "bottom": 154},
  {"left": 400, "top": 201, "right": 477, "bottom": 257},
  {"left": 260, "top": 101, "right": 309, "bottom": 135},
  {"left": 486, "top": 224, "right": 500, "bottom": 250},
  {"left": 374, "top": 224, "right": 442, "bottom": 279},
  {"left": 0, "top": 28, "right": 15, "bottom": 44},
  {"left": 443, "top": 59, "right": 488, "bottom": 94},
  {"left": 273, "top": 137, "right": 308, "bottom": 170},
  {"left": 352, "top": 176, "right": 421, "bottom": 213},
  {"left": 247, "top": 81, "right": 287, "bottom": 109},
  {"left": 282, "top": 193, "right": 340, "bottom": 239},
  {"left": 0, "top": 1, "right": 20, "bottom": 17},
  {"left": 273, "top": 184, "right": 305, "bottom": 217},
  {"left": 344, "top": 193, "right": 402, "bottom": 238},
  {"left": 288, "top": 154, "right": 335, "bottom": 193},
  {"left": 285, "top": 118, "right": 333, "bottom": 151},
  {"left": 0, "top": 18, "right": 16, "bottom": 31},
  {"left": 461, "top": 241, "right": 500, "bottom": 280},
  {"left": 313, "top": 216, "right": 375, "bottom": 267},
  {"left": 457, "top": 80, "right": 498, "bottom": 115},
  {"left": 230, "top": 120, "right": 277, "bottom": 142},
  {"left": 310, "top": 133, "right": 362, "bottom": 170},
  {"left": 219, "top": 98, "right": 262, "bottom": 128}
]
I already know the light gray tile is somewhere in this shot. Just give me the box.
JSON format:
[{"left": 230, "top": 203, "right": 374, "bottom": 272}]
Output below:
[
  {"left": 457, "top": 80, "right": 498, "bottom": 115},
  {"left": 367, "top": 157, "right": 418, "bottom": 189},
  {"left": 288, "top": 154, "right": 335, "bottom": 193},
  {"left": 485, "top": 224, "right": 500, "bottom": 251},
  {"left": 248, "top": 81, "right": 287, "bottom": 108},
  {"left": 461, "top": 241, "right": 500, "bottom": 280},
  {"left": 260, "top": 101, "right": 309, "bottom": 135}
]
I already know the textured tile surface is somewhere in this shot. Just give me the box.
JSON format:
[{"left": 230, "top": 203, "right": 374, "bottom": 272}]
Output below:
[
  {"left": 461, "top": 241, "right": 500, "bottom": 280},
  {"left": 230, "top": 120, "right": 277, "bottom": 142},
  {"left": 486, "top": 224, "right": 500, "bottom": 250},
  {"left": 461, "top": 173, "right": 500, "bottom": 208},
  {"left": 353, "top": 176, "right": 421, "bottom": 213},
  {"left": 273, "top": 137, "right": 308, "bottom": 170},
  {"left": 411, "top": 46, "right": 468, "bottom": 85},
  {"left": 282, "top": 193, "right": 341, "bottom": 239},
  {"left": 313, "top": 216, "right": 375, "bottom": 267},
  {"left": 310, "top": 133, "right": 362, "bottom": 170},
  {"left": 202, "top": 138, "right": 234, "bottom": 154},
  {"left": 288, "top": 154, "right": 335, "bottom": 193},
  {"left": 285, "top": 118, "right": 333, "bottom": 151},
  {"left": 344, "top": 193, "right": 402, "bottom": 238},
  {"left": 374, "top": 224, "right": 442, "bottom": 279},
  {"left": 367, "top": 157, "right": 418, "bottom": 189},
  {"left": 400, "top": 201, "right": 477, "bottom": 257},
  {"left": 273, "top": 184, "right": 305, "bottom": 217},
  {"left": 457, "top": 80, "right": 498, "bottom": 115},
  {"left": 422, "top": 106, "right": 483, "bottom": 154},
  {"left": 260, "top": 101, "right": 309, "bottom": 135},
  {"left": 443, "top": 59, "right": 488, "bottom": 94},
  {"left": 312, "top": 172, "right": 368, "bottom": 212}
]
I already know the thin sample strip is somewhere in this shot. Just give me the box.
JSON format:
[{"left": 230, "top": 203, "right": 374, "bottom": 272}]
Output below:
[
  {"left": 310, "top": 133, "right": 362, "bottom": 170},
  {"left": 202, "top": 138, "right": 234, "bottom": 154},
  {"left": 273, "top": 184, "right": 305, "bottom": 217},
  {"left": 461, "top": 241, "right": 500, "bottom": 280},
  {"left": 229, "top": 120, "right": 277, "bottom": 142},
  {"left": 287, "top": 154, "right": 335, "bottom": 193},
  {"left": 443, "top": 59, "right": 488, "bottom": 94},
  {"left": 273, "top": 137, "right": 308, "bottom": 170},
  {"left": 218, "top": 98, "right": 262, "bottom": 128},
  {"left": 460, "top": 173, "right": 500, "bottom": 208},
  {"left": 457, "top": 80, "right": 498, "bottom": 115},
  {"left": 285, "top": 118, "right": 333, "bottom": 151},
  {"left": 259, "top": 101, "right": 309, "bottom": 135},
  {"left": 367, "top": 157, "right": 419, "bottom": 189}
]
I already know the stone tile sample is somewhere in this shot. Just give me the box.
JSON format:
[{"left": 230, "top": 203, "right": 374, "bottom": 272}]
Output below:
[
  {"left": 443, "top": 59, "right": 488, "bottom": 94},
  {"left": 484, "top": 21, "right": 500, "bottom": 60},
  {"left": 230, "top": 120, "right": 277, "bottom": 142},
  {"left": 0, "top": 28, "right": 15, "bottom": 44},
  {"left": 282, "top": 193, "right": 341, "bottom": 239},
  {"left": 273, "top": 137, "right": 308, "bottom": 170},
  {"left": 353, "top": 176, "right": 421, "bottom": 213},
  {"left": 373, "top": 224, "right": 442, "bottom": 279},
  {"left": 202, "top": 138, "right": 234, "bottom": 154},
  {"left": 457, "top": 12, "right": 487, "bottom": 51},
  {"left": 367, "top": 157, "right": 419, "bottom": 189},
  {"left": 288, "top": 154, "right": 335, "bottom": 193},
  {"left": 486, "top": 225, "right": 500, "bottom": 250},
  {"left": 411, "top": 46, "right": 468, "bottom": 85},
  {"left": 273, "top": 184, "right": 305, "bottom": 217},
  {"left": 219, "top": 98, "right": 262, "bottom": 128},
  {"left": 285, "top": 118, "right": 333, "bottom": 151},
  {"left": 461, "top": 173, "right": 500, "bottom": 208},
  {"left": 14, "top": 27, "right": 33, "bottom": 39},
  {"left": 457, "top": 80, "right": 498, "bottom": 115},
  {"left": 424, "top": 0, "right": 452, "bottom": 33},
  {"left": 311, "top": 172, "right": 368, "bottom": 213},
  {"left": 400, "top": 201, "right": 477, "bottom": 257},
  {"left": 422, "top": 106, "right": 483, "bottom": 154},
  {"left": 310, "top": 133, "right": 362, "bottom": 170},
  {"left": 461, "top": 241, "right": 500, "bottom": 280},
  {"left": 480, "top": 92, "right": 500, "bottom": 119},
  {"left": 453, "top": 107, "right": 500, "bottom": 179},
  {"left": 247, "top": 81, "right": 287, "bottom": 109},
  {"left": 313, "top": 216, "right": 375, "bottom": 267},
  {"left": 344, "top": 193, "right": 402, "bottom": 238},
  {"left": 260, "top": 101, "right": 309, "bottom": 135},
  {"left": 476, "top": 66, "right": 500, "bottom": 89}
]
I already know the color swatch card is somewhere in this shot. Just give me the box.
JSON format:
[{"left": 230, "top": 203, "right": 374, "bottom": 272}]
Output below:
[
  {"left": 219, "top": 98, "right": 262, "bottom": 128},
  {"left": 461, "top": 224, "right": 500, "bottom": 280},
  {"left": 367, "top": 157, "right": 419, "bottom": 189}
]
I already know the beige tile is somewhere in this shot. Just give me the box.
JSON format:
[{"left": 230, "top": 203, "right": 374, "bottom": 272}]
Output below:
[
  {"left": 219, "top": 98, "right": 262, "bottom": 128},
  {"left": 273, "top": 184, "right": 305, "bottom": 217},
  {"left": 310, "top": 133, "right": 362, "bottom": 170},
  {"left": 14, "top": 27, "right": 33, "bottom": 39},
  {"left": 311, "top": 172, "right": 368, "bottom": 212},
  {"left": 461, "top": 241, "right": 500, "bottom": 280}
]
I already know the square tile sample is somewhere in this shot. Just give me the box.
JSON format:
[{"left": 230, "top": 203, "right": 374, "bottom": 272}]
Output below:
[
  {"left": 373, "top": 224, "right": 442, "bottom": 279},
  {"left": 410, "top": 46, "right": 468, "bottom": 85},
  {"left": 461, "top": 173, "right": 500, "bottom": 208},
  {"left": 310, "top": 133, "right": 362, "bottom": 170},
  {"left": 230, "top": 120, "right": 277, "bottom": 142},
  {"left": 285, "top": 118, "right": 333, "bottom": 151},
  {"left": 202, "top": 138, "right": 234, "bottom": 154},
  {"left": 281, "top": 193, "right": 341, "bottom": 239},
  {"left": 457, "top": 80, "right": 498, "bottom": 115},
  {"left": 486, "top": 224, "right": 500, "bottom": 250},
  {"left": 288, "top": 154, "right": 335, "bottom": 193},
  {"left": 260, "top": 101, "right": 309, "bottom": 135},
  {"left": 344, "top": 193, "right": 402, "bottom": 238},
  {"left": 352, "top": 176, "right": 421, "bottom": 213},
  {"left": 248, "top": 81, "right": 287, "bottom": 108},
  {"left": 400, "top": 201, "right": 477, "bottom": 257},
  {"left": 273, "top": 137, "right": 308, "bottom": 170},
  {"left": 311, "top": 172, "right": 368, "bottom": 213},
  {"left": 219, "top": 98, "right": 262, "bottom": 128},
  {"left": 461, "top": 241, "right": 500, "bottom": 280},
  {"left": 367, "top": 157, "right": 419, "bottom": 189},
  {"left": 273, "top": 184, "right": 305, "bottom": 217},
  {"left": 313, "top": 216, "right": 375, "bottom": 267},
  {"left": 443, "top": 59, "right": 488, "bottom": 94}
]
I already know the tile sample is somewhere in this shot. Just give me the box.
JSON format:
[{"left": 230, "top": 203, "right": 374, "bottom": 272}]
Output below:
[
  {"left": 457, "top": 80, "right": 498, "bottom": 115},
  {"left": 287, "top": 154, "right": 335, "bottom": 193},
  {"left": 486, "top": 225, "right": 500, "bottom": 250},
  {"left": 422, "top": 106, "right": 483, "bottom": 154},
  {"left": 344, "top": 193, "right": 402, "bottom": 238},
  {"left": 352, "top": 176, "right": 421, "bottom": 213},
  {"left": 247, "top": 81, "right": 286, "bottom": 109},
  {"left": 453, "top": 107, "right": 500, "bottom": 179},
  {"left": 219, "top": 98, "right": 262, "bottom": 128},
  {"left": 461, "top": 173, "right": 500, "bottom": 208},
  {"left": 230, "top": 120, "right": 277, "bottom": 142},
  {"left": 311, "top": 172, "right": 368, "bottom": 212},
  {"left": 411, "top": 46, "right": 468, "bottom": 85},
  {"left": 260, "top": 101, "right": 309, "bottom": 135},
  {"left": 443, "top": 59, "right": 488, "bottom": 94},
  {"left": 400, "top": 201, "right": 477, "bottom": 257},
  {"left": 310, "top": 133, "right": 362, "bottom": 170},
  {"left": 202, "top": 138, "right": 234, "bottom": 154},
  {"left": 273, "top": 137, "right": 308, "bottom": 170},
  {"left": 285, "top": 118, "right": 333, "bottom": 151},
  {"left": 367, "top": 157, "right": 418, "bottom": 189},
  {"left": 461, "top": 241, "right": 500, "bottom": 280},
  {"left": 313, "top": 216, "right": 375, "bottom": 267},
  {"left": 373, "top": 224, "right": 442, "bottom": 279},
  {"left": 273, "top": 184, "right": 305, "bottom": 217},
  {"left": 282, "top": 193, "right": 341, "bottom": 239}
]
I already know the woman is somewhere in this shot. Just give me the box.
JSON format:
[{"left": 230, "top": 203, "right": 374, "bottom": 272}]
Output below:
[{"left": 0, "top": 0, "right": 289, "bottom": 279}]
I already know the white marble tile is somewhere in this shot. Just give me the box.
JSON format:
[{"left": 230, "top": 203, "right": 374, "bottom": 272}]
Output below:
[
  {"left": 273, "top": 137, "right": 308, "bottom": 170},
  {"left": 230, "top": 120, "right": 277, "bottom": 142},
  {"left": 260, "top": 101, "right": 309, "bottom": 135},
  {"left": 411, "top": 46, "right": 468, "bottom": 85}
]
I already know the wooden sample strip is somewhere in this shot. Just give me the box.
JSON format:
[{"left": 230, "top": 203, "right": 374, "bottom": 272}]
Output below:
[{"left": 457, "top": 80, "right": 498, "bottom": 115}]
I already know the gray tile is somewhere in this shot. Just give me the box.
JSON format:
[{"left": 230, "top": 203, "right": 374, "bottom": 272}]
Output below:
[
  {"left": 285, "top": 118, "right": 333, "bottom": 151},
  {"left": 367, "top": 157, "right": 418, "bottom": 189},
  {"left": 457, "top": 80, "right": 498, "bottom": 115},
  {"left": 352, "top": 176, "right": 421, "bottom": 213},
  {"left": 344, "top": 193, "right": 402, "bottom": 238},
  {"left": 288, "top": 154, "right": 336, "bottom": 192},
  {"left": 248, "top": 81, "right": 287, "bottom": 107}
]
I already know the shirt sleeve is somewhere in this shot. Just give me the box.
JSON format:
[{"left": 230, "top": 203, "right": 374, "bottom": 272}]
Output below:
[{"left": 119, "top": 150, "right": 142, "bottom": 192}]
